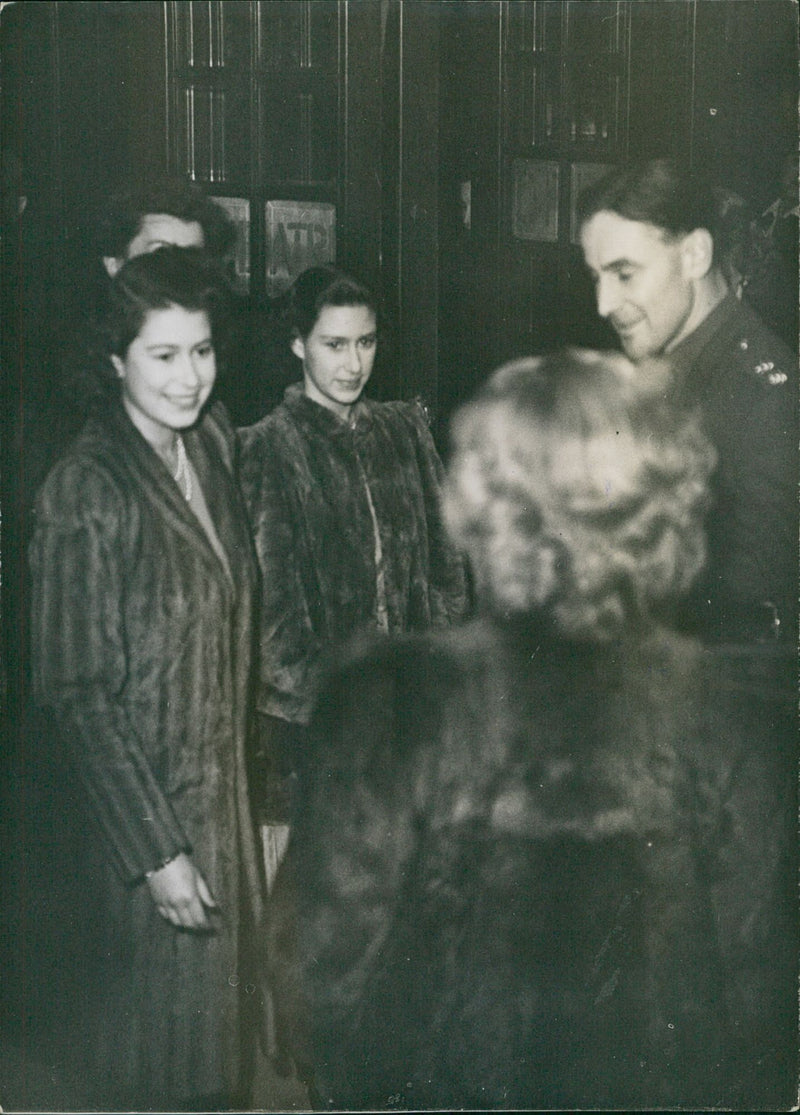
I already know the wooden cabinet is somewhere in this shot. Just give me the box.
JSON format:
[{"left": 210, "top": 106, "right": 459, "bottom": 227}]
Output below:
[
  {"left": 503, "top": 1, "right": 630, "bottom": 156},
  {"left": 164, "top": 1, "right": 353, "bottom": 299},
  {"left": 166, "top": 1, "right": 344, "bottom": 194},
  {"left": 166, "top": 1, "right": 256, "bottom": 189}
]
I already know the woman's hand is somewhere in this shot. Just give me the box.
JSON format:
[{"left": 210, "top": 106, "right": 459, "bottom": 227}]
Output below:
[{"left": 145, "top": 852, "right": 219, "bottom": 931}]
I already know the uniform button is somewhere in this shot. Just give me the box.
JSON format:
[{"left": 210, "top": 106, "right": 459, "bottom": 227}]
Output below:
[{"left": 739, "top": 339, "right": 749, "bottom": 350}]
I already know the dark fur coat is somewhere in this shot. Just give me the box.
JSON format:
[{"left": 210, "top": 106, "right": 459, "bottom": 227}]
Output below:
[
  {"left": 29, "top": 400, "right": 264, "bottom": 1108},
  {"left": 238, "top": 386, "right": 468, "bottom": 727},
  {"left": 270, "top": 616, "right": 797, "bottom": 1110}
]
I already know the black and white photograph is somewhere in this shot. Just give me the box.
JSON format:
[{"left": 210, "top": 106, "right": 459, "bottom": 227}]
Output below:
[{"left": 1, "top": 1, "right": 797, "bottom": 1111}]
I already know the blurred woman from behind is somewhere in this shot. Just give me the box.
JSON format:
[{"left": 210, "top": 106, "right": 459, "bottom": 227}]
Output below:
[{"left": 269, "top": 349, "right": 795, "bottom": 1110}]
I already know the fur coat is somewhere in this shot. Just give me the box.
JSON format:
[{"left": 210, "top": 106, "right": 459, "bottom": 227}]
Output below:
[
  {"left": 239, "top": 386, "right": 468, "bottom": 726},
  {"left": 29, "top": 400, "right": 265, "bottom": 1108},
  {"left": 270, "top": 615, "right": 797, "bottom": 1111}
]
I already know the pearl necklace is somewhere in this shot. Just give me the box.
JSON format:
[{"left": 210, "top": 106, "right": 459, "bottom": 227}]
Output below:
[{"left": 173, "top": 435, "right": 192, "bottom": 502}]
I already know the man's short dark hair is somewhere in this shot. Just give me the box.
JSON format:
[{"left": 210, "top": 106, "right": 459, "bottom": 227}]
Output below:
[
  {"left": 98, "top": 176, "right": 236, "bottom": 261},
  {"left": 577, "top": 158, "right": 721, "bottom": 242}
]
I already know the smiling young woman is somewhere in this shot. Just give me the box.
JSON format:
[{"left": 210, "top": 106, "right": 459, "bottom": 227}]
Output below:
[{"left": 29, "top": 246, "right": 266, "bottom": 1111}]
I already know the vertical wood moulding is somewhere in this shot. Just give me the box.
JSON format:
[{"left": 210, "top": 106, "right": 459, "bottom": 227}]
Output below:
[
  {"left": 396, "top": 0, "right": 405, "bottom": 353},
  {"left": 250, "top": 0, "right": 264, "bottom": 294},
  {"left": 302, "top": 92, "right": 312, "bottom": 182},
  {"left": 163, "top": 3, "right": 173, "bottom": 169},
  {"left": 188, "top": 87, "right": 197, "bottom": 180},
  {"left": 688, "top": 0, "right": 697, "bottom": 166},
  {"left": 220, "top": 90, "right": 227, "bottom": 181},
  {"left": 497, "top": 2, "right": 506, "bottom": 243},
  {"left": 214, "top": 1, "right": 223, "bottom": 68},
  {"left": 339, "top": 0, "right": 348, "bottom": 235},
  {"left": 208, "top": 89, "right": 215, "bottom": 181},
  {"left": 301, "top": 0, "right": 312, "bottom": 69},
  {"left": 621, "top": 1, "right": 631, "bottom": 159},
  {"left": 528, "top": 66, "right": 537, "bottom": 147},
  {"left": 189, "top": 2, "right": 195, "bottom": 68},
  {"left": 51, "top": 2, "right": 65, "bottom": 234},
  {"left": 210, "top": 88, "right": 226, "bottom": 182}
]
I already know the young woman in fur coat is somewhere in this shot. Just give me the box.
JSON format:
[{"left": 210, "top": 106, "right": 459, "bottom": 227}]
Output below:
[
  {"left": 238, "top": 266, "right": 467, "bottom": 839},
  {"left": 29, "top": 248, "right": 266, "bottom": 1110},
  {"left": 269, "top": 350, "right": 797, "bottom": 1110}
]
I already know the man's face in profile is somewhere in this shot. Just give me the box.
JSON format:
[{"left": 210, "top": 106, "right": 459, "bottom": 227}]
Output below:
[{"left": 580, "top": 209, "right": 697, "bottom": 362}]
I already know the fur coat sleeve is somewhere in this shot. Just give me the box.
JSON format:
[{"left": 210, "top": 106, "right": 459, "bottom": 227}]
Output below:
[
  {"left": 30, "top": 451, "right": 191, "bottom": 880},
  {"left": 29, "top": 402, "right": 260, "bottom": 888}
]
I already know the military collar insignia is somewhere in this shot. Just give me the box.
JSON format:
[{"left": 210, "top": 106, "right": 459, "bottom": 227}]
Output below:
[{"left": 737, "top": 338, "right": 789, "bottom": 385}]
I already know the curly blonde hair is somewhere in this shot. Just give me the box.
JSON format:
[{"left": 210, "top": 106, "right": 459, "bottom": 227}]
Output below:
[{"left": 444, "top": 350, "right": 716, "bottom": 641}]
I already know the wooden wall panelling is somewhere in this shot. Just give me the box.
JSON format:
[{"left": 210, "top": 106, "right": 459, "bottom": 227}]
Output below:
[
  {"left": 627, "top": 0, "right": 694, "bottom": 161},
  {"left": 691, "top": 0, "right": 798, "bottom": 209},
  {"left": 2, "top": 2, "right": 64, "bottom": 272},
  {"left": 117, "top": 1, "right": 170, "bottom": 185},
  {"left": 437, "top": 0, "right": 503, "bottom": 427},
  {"left": 259, "top": 0, "right": 338, "bottom": 72},
  {"left": 33, "top": 2, "right": 136, "bottom": 275},
  {"left": 164, "top": 0, "right": 351, "bottom": 301},
  {"left": 498, "top": 1, "right": 631, "bottom": 357},
  {"left": 377, "top": 0, "right": 443, "bottom": 407},
  {"left": 256, "top": 0, "right": 341, "bottom": 298},
  {"left": 439, "top": 0, "right": 714, "bottom": 424},
  {"left": 336, "top": 1, "right": 383, "bottom": 300},
  {"left": 161, "top": 0, "right": 449, "bottom": 407},
  {"left": 379, "top": 0, "right": 402, "bottom": 401},
  {"left": 394, "top": 0, "right": 441, "bottom": 408},
  {"left": 561, "top": 0, "right": 628, "bottom": 154},
  {"left": 166, "top": 1, "right": 254, "bottom": 190},
  {"left": 1, "top": 0, "right": 65, "bottom": 722},
  {"left": 257, "top": 0, "right": 339, "bottom": 189}
]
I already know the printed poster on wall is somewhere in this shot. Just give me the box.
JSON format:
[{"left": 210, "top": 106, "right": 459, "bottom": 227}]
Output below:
[
  {"left": 210, "top": 196, "right": 251, "bottom": 291},
  {"left": 265, "top": 201, "right": 336, "bottom": 296}
]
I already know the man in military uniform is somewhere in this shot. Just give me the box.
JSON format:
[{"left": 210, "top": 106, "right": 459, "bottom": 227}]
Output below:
[
  {"left": 578, "top": 157, "right": 797, "bottom": 646},
  {"left": 578, "top": 157, "right": 797, "bottom": 1108}
]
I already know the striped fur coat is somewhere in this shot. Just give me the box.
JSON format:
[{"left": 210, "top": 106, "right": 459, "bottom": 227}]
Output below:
[{"left": 29, "top": 399, "right": 264, "bottom": 1108}]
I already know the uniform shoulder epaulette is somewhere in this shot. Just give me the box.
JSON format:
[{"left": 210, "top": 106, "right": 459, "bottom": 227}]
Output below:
[{"left": 733, "top": 334, "right": 791, "bottom": 386}]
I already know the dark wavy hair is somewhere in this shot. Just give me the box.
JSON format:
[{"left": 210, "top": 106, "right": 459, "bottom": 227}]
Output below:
[
  {"left": 86, "top": 246, "right": 229, "bottom": 400},
  {"left": 576, "top": 158, "right": 722, "bottom": 247},
  {"left": 97, "top": 177, "right": 236, "bottom": 261},
  {"left": 284, "top": 265, "right": 380, "bottom": 341},
  {"left": 444, "top": 350, "right": 716, "bottom": 641}
]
